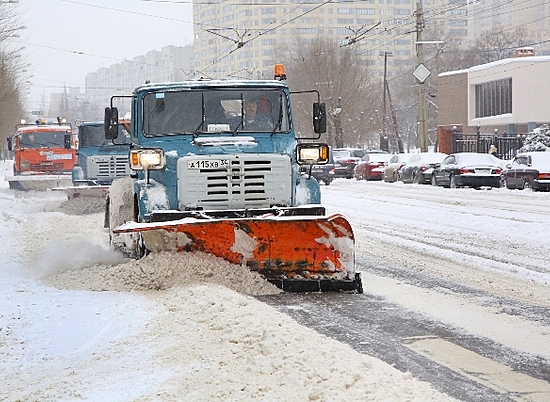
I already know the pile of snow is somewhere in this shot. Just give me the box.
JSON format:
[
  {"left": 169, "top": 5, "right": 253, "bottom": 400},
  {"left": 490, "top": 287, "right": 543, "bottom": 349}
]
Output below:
[
  {"left": 55, "top": 195, "right": 107, "bottom": 215},
  {"left": 44, "top": 250, "right": 282, "bottom": 296}
]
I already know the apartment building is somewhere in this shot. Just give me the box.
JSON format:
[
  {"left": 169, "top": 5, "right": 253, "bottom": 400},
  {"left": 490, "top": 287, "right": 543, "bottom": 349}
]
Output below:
[
  {"left": 192, "top": 0, "right": 472, "bottom": 81},
  {"left": 470, "top": 0, "right": 550, "bottom": 55},
  {"left": 84, "top": 45, "right": 194, "bottom": 117}
]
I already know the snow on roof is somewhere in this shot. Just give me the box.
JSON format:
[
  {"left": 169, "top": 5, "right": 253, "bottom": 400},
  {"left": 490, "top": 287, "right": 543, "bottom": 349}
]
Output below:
[{"left": 439, "top": 55, "right": 550, "bottom": 77}]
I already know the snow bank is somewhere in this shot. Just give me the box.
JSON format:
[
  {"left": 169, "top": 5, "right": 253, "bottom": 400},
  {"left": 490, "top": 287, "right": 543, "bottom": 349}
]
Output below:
[{"left": 44, "top": 251, "right": 281, "bottom": 296}]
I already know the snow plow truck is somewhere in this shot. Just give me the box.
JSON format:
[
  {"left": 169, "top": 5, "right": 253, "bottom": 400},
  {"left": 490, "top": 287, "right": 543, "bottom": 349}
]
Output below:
[
  {"left": 104, "top": 65, "right": 362, "bottom": 293},
  {"left": 5, "top": 118, "right": 77, "bottom": 191},
  {"left": 55, "top": 119, "right": 131, "bottom": 199}
]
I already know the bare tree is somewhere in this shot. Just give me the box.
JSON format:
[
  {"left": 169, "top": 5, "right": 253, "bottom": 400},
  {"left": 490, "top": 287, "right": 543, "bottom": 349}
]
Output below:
[
  {"left": 285, "top": 36, "right": 377, "bottom": 148},
  {"left": 473, "top": 24, "right": 528, "bottom": 64},
  {"left": 0, "top": 3, "right": 26, "bottom": 158}
]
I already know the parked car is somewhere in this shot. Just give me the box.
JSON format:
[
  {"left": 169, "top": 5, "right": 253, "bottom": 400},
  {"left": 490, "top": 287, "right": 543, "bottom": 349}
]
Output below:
[
  {"left": 307, "top": 149, "right": 336, "bottom": 185},
  {"left": 501, "top": 151, "right": 550, "bottom": 191},
  {"left": 354, "top": 151, "right": 392, "bottom": 181},
  {"left": 332, "top": 148, "right": 366, "bottom": 179},
  {"left": 383, "top": 153, "right": 412, "bottom": 182},
  {"left": 400, "top": 152, "right": 448, "bottom": 184},
  {"left": 431, "top": 152, "right": 503, "bottom": 189}
]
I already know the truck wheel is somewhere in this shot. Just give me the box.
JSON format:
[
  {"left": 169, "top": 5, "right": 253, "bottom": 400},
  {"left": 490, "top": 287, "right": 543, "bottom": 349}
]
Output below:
[{"left": 106, "top": 178, "right": 143, "bottom": 258}]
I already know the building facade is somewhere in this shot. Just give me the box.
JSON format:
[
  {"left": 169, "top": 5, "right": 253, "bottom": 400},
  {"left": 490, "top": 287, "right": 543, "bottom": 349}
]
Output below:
[
  {"left": 191, "top": 0, "right": 550, "bottom": 78},
  {"left": 84, "top": 45, "right": 194, "bottom": 119},
  {"left": 437, "top": 52, "right": 550, "bottom": 155},
  {"left": 470, "top": 0, "right": 550, "bottom": 56}
]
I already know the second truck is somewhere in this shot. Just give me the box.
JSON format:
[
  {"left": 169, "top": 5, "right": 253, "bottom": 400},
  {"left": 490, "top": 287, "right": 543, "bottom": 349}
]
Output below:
[
  {"left": 57, "top": 119, "right": 131, "bottom": 199},
  {"left": 5, "top": 118, "right": 77, "bottom": 191}
]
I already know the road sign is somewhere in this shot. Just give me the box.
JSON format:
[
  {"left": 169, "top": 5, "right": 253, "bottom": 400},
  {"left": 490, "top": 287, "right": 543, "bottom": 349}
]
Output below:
[{"left": 413, "top": 64, "right": 430, "bottom": 83}]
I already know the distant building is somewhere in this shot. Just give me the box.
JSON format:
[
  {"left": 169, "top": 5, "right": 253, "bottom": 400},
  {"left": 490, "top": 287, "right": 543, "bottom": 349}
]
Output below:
[
  {"left": 84, "top": 45, "right": 194, "bottom": 118},
  {"left": 192, "top": 0, "right": 550, "bottom": 81},
  {"left": 470, "top": 0, "right": 550, "bottom": 56}
]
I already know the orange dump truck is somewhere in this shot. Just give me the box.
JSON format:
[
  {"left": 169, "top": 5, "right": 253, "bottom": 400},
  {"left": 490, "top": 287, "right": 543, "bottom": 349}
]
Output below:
[{"left": 5, "top": 119, "right": 77, "bottom": 191}]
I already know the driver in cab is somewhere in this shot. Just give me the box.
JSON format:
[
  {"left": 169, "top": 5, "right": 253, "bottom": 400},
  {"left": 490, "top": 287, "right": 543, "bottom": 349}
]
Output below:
[{"left": 243, "top": 97, "right": 273, "bottom": 131}]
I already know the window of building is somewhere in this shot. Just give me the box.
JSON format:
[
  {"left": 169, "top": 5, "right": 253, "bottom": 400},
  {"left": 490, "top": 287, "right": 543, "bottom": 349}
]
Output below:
[
  {"left": 394, "top": 8, "right": 411, "bottom": 15},
  {"left": 357, "top": 8, "right": 375, "bottom": 15},
  {"left": 296, "top": 28, "right": 317, "bottom": 34},
  {"left": 475, "top": 78, "right": 512, "bottom": 118},
  {"left": 337, "top": 8, "right": 355, "bottom": 14},
  {"left": 450, "top": 9, "right": 467, "bottom": 16},
  {"left": 450, "top": 19, "right": 467, "bottom": 26}
]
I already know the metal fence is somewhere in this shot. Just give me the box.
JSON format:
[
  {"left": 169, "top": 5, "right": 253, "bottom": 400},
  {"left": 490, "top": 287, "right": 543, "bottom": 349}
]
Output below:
[{"left": 451, "top": 133, "right": 525, "bottom": 160}]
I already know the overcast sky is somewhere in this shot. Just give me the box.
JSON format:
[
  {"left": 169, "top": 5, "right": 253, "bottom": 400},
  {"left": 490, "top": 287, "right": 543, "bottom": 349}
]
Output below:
[{"left": 13, "top": 0, "right": 194, "bottom": 110}]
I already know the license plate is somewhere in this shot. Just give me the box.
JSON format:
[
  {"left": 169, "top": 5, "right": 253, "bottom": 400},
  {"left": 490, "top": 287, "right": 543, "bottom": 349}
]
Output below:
[
  {"left": 188, "top": 159, "right": 230, "bottom": 169},
  {"left": 475, "top": 168, "right": 490, "bottom": 174}
]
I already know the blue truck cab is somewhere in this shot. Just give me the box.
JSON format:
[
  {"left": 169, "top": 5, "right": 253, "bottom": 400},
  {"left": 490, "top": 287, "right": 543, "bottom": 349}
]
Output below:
[
  {"left": 104, "top": 71, "right": 329, "bottom": 223},
  {"left": 71, "top": 120, "right": 131, "bottom": 186}
]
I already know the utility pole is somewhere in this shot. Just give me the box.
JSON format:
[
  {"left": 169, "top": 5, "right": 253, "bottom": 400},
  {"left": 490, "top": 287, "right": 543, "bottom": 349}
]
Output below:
[
  {"left": 414, "top": 1, "right": 428, "bottom": 152},
  {"left": 331, "top": 97, "right": 343, "bottom": 148},
  {"left": 380, "top": 51, "right": 393, "bottom": 152}
]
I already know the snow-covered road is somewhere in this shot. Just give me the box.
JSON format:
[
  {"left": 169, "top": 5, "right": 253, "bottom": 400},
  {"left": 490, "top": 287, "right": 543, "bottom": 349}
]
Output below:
[
  {"left": 2, "top": 159, "right": 550, "bottom": 401},
  {"left": 322, "top": 179, "right": 550, "bottom": 306},
  {"left": 1, "top": 161, "right": 455, "bottom": 401}
]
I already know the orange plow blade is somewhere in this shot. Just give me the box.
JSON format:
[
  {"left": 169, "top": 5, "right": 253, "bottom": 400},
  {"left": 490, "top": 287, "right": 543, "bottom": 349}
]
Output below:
[{"left": 114, "top": 214, "right": 362, "bottom": 292}]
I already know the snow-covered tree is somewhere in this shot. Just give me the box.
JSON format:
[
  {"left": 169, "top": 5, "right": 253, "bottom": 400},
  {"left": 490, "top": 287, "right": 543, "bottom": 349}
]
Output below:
[{"left": 519, "top": 124, "right": 550, "bottom": 152}]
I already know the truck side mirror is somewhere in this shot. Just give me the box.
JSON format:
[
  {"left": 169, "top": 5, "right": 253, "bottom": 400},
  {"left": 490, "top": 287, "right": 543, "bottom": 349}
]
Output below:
[
  {"left": 7, "top": 137, "right": 12, "bottom": 151},
  {"left": 313, "top": 102, "right": 326, "bottom": 134},
  {"left": 64, "top": 134, "right": 72, "bottom": 149},
  {"left": 105, "top": 107, "right": 119, "bottom": 140}
]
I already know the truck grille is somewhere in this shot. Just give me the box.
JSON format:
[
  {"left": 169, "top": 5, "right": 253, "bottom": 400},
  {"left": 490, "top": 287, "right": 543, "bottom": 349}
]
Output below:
[
  {"left": 177, "top": 154, "right": 292, "bottom": 210},
  {"left": 87, "top": 155, "right": 130, "bottom": 180},
  {"left": 30, "top": 162, "right": 66, "bottom": 172}
]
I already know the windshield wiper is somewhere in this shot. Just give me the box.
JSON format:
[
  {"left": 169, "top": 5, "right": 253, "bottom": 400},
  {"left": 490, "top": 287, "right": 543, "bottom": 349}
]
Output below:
[
  {"left": 270, "top": 95, "right": 284, "bottom": 136},
  {"left": 231, "top": 119, "right": 243, "bottom": 136}
]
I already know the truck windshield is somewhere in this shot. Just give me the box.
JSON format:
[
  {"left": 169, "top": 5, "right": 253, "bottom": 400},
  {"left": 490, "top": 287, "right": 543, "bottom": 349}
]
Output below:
[
  {"left": 142, "top": 89, "right": 290, "bottom": 136},
  {"left": 79, "top": 124, "right": 126, "bottom": 147},
  {"left": 19, "top": 131, "right": 67, "bottom": 149}
]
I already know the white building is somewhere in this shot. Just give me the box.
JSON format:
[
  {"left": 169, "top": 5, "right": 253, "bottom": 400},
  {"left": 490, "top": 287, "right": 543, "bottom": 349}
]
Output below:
[{"left": 84, "top": 45, "right": 194, "bottom": 118}]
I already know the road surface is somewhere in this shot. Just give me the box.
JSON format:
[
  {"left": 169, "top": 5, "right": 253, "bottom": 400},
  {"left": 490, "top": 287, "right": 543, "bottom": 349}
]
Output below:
[{"left": 262, "top": 179, "right": 550, "bottom": 402}]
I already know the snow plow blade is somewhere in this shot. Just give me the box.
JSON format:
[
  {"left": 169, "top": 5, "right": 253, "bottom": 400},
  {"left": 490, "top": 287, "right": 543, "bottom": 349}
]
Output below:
[
  {"left": 4, "top": 174, "right": 72, "bottom": 191},
  {"left": 113, "top": 214, "right": 362, "bottom": 293},
  {"left": 52, "top": 185, "right": 110, "bottom": 199}
]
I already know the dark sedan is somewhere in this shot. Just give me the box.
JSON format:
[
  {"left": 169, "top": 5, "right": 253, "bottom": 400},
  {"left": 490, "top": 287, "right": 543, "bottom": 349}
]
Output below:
[
  {"left": 431, "top": 153, "right": 502, "bottom": 189},
  {"left": 400, "top": 152, "right": 448, "bottom": 184},
  {"left": 501, "top": 151, "right": 550, "bottom": 191},
  {"left": 309, "top": 151, "right": 336, "bottom": 185}
]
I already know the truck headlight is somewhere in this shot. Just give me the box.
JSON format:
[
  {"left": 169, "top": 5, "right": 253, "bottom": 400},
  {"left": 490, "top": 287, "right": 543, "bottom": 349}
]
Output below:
[
  {"left": 130, "top": 148, "right": 166, "bottom": 170},
  {"left": 296, "top": 143, "right": 330, "bottom": 165}
]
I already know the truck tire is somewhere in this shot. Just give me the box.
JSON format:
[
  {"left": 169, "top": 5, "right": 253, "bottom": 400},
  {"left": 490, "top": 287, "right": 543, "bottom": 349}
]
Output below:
[{"left": 106, "top": 178, "right": 144, "bottom": 258}]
